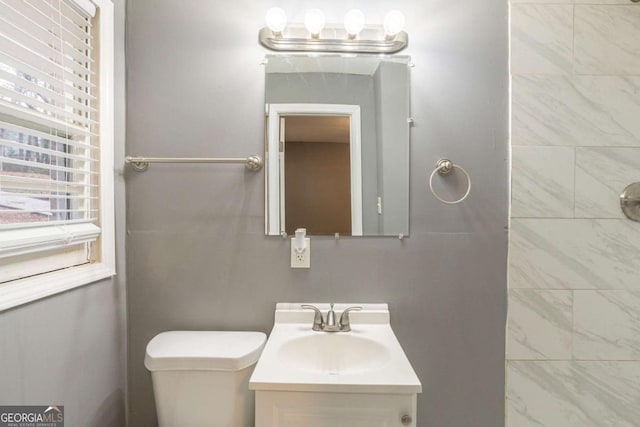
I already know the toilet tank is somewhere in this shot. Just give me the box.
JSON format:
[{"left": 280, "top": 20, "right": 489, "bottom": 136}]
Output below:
[{"left": 145, "top": 331, "right": 267, "bottom": 427}]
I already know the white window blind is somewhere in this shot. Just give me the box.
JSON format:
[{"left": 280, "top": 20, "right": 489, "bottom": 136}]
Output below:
[{"left": 0, "top": 0, "right": 101, "bottom": 282}]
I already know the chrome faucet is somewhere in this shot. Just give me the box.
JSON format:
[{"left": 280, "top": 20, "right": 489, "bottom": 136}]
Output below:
[{"left": 301, "top": 303, "right": 362, "bottom": 332}]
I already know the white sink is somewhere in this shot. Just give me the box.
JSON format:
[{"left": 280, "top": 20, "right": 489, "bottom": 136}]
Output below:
[
  {"left": 278, "top": 334, "right": 391, "bottom": 375},
  {"left": 249, "top": 303, "right": 422, "bottom": 394}
]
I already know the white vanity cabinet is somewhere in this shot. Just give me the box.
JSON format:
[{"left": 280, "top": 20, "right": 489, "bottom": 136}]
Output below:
[
  {"left": 255, "top": 390, "right": 417, "bottom": 427},
  {"left": 249, "top": 303, "right": 422, "bottom": 427}
]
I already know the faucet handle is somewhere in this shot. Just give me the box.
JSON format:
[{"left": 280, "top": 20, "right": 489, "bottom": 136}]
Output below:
[
  {"left": 339, "top": 306, "right": 363, "bottom": 332},
  {"left": 301, "top": 304, "right": 325, "bottom": 331}
]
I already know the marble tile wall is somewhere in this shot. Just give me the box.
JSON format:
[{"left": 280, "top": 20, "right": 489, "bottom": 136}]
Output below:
[{"left": 508, "top": 0, "right": 640, "bottom": 426}]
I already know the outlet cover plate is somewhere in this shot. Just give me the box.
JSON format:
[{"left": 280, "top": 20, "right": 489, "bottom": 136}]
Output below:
[{"left": 291, "top": 238, "right": 310, "bottom": 268}]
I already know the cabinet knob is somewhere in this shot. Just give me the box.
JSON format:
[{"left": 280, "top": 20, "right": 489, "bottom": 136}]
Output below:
[{"left": 401, "top": 414, "right": 412, "bottom": 425}]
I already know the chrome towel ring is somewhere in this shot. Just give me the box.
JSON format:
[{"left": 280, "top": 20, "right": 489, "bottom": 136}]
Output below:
[{"left": 429, "top": 159, "right": 471, "bottom": 205}]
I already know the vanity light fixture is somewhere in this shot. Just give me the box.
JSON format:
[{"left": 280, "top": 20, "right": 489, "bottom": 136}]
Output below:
[
  {"left": 344, "top": 9, "right": 365, "bottom": 39},
  {"left": 304, "top": 9, "right": 326, "bottom": 38},
  {"left": 383, "top": 10, "right": 406, "bottom": 39},
  {"left": 265, "top": 7, "right": 287, "bottom": 36},
  {"left": 259, "top": 8, "right": 408, "bottom": 54}
]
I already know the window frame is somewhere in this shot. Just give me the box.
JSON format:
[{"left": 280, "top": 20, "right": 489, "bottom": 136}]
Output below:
[{"left": 0, "top": 0, "right": 116, "bottom": 312}]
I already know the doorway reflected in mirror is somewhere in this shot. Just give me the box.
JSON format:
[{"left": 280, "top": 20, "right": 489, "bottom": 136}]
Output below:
[{"left": 283, "top": 115, "right": 352, "bottom": 236}]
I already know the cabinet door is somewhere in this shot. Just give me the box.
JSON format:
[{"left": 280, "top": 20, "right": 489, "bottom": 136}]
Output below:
[{"left": 256, "top": 391, "right": 416, "bottom": 427}]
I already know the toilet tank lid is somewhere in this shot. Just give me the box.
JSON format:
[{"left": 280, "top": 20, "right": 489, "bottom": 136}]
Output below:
[{"left": 144, "top": 331, "right": 267, "bottom": 372}]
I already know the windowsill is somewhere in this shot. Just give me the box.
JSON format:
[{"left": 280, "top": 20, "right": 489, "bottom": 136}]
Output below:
[{"left": 0, "top": 262, "right": 116, "bottom": 312}]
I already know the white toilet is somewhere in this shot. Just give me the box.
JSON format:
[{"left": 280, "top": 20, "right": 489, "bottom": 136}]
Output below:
[{"left": 144, "top": 331, "right": 267, "bottom": 427}]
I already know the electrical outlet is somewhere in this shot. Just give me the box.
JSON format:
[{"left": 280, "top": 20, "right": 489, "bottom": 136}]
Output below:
[{"left": 291, "top": 238, "right": 310, "bottom": 268}]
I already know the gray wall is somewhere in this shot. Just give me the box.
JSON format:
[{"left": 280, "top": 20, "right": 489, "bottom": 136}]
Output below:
[
  {"left": 266, "top": 72, "right": 380, "bottom": 234},
  {"left": 0, "top": 1, "right": 128, "bottom": 426},
  {"left": 125, "top": 1, "right": 508, "bottom": 426},
  {"left": 0, "top": 281, "right": 126, "bottom": 427}
]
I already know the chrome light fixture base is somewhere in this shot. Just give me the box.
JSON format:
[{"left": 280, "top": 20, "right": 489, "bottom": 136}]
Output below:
[{"left": 259, "top": 25, "right": 408, "bottom": 54}]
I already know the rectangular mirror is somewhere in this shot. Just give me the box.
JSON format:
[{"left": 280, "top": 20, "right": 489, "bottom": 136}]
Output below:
[{"left": 264, "top": 55, "right": 411, "bottom": 237}]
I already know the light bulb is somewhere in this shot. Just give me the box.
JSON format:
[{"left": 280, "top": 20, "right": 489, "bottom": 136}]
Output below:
[
  {"left": 304, "top": 9, "right": 325, "bottom": 37},
  {"left": 265, "top": 7, "right": 287, "bottom": 34},
  {"left": 344, "top": 9, "right": 365, "bottom": 38},
  {"left": 383, "top": 10, "right": 405, "bottom": 37}
]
